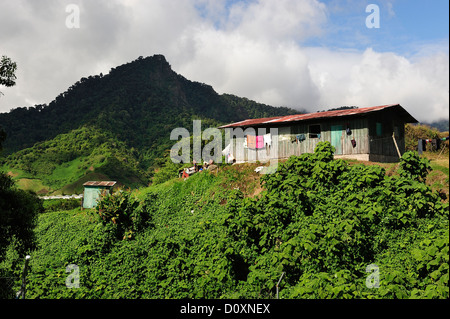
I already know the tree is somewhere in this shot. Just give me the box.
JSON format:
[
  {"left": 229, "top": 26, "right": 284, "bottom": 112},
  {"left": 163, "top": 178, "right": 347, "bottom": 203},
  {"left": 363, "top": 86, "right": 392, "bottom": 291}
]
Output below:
[
  {"left": 0, "top": 55, "right": 17, "bottom": 96},
  {"left": 0, "top": 55, "right": 16, "bottom": 154},
  {"left": 0, "top": 129, "right": 5, "bottom": 151}
]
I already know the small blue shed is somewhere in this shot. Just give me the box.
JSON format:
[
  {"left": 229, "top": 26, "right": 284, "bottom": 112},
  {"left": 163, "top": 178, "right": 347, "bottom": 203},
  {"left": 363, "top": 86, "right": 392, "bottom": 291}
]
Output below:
[{"left": 82, "top": 181, "right": 117, "bottom": 209}]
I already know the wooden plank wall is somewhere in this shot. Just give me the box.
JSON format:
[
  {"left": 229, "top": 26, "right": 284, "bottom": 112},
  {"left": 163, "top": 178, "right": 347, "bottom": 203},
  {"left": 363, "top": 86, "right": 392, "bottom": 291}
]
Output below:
[
  {"left": 229, "top": 114, "right": 407, "bottom": 163},
  {"left": 368, "top": 112, "right": 406, "bottom": 157}
]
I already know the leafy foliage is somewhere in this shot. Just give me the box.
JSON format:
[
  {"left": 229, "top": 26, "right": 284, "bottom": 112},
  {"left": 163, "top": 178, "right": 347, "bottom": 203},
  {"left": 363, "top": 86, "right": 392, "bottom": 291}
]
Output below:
[
  {"left": 0, "top": 173, "right": 43, "bottom": 298},
  {"left": 95, "top": 189, "right": 154, "bottom": 240},
  {"left": 398, "top": 151, "right": 431, "bottom": 182},
  {"left": 43, "top": 198, "right": 81, "bottom": 212},
  {"left": 0, "top": 55, "right": 17, "bottom": 92},
  {"left": 22, "top": 142, "right": 448, "bottom": 299},
  {"left": 0, "top": 174, "right": 43, "bottom": 259}
]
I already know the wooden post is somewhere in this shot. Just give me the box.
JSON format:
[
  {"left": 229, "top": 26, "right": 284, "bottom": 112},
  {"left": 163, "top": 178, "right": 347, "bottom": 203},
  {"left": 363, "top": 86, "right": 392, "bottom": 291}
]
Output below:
[
  {"left": 17, "top": 255, "right": 30, "bottom": 299},
  {"left": 437, "top": 143, "right": 446, "bottom": 158},
  {"left": 392, "top": 132, "right": 401, "bottom": 159},
  {"left": 276, "top": 272, "right": 285, "bottom": 299}
]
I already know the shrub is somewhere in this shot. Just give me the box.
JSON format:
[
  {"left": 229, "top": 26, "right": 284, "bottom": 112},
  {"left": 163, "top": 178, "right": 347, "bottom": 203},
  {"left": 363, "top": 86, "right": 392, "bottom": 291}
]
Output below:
[
  {"left": 95, "top": 189, "right": 154, "bottom": 240},
  {"left": 398, "top": 151, "right": 431, "bottom": 182}
]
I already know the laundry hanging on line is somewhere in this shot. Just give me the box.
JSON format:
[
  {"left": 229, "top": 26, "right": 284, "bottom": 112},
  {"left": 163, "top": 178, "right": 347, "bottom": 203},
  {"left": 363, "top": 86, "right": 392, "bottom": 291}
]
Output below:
[
  {"left": 222, "top": 143, "right": 235, "bottom": 163},
  {"left": 247, "top": 135, "right": 256, "bottom": 149},
  {"left": 222, "top": 143, "right": 231, "bottom": 156},
  {"left": 256, "top": 136, "right": 264, "bottom": 149},
  {"left": 418, "top": 139, "right": 425, "bottom": 155},
  {"left": 297, "top": 134, "right": 306, "bottom": 142},
  {"left": 263, "top": 133, "right": 272, "bottom": 147},
  {"left": 246, "top": 135, "right": 265, "bottom": 149},
  {"left": 418, "top": 137, "right": 448, "bottom": 152}
]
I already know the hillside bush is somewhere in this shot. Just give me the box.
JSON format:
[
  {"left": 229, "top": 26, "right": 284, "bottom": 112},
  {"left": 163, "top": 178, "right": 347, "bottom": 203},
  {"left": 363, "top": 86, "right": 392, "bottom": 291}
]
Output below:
[
  {"left": 398, "top": 151, "right": 431, "bottom": 182},
  {"left": 95, "top": 189, "right": 155, "bottom": 240}
]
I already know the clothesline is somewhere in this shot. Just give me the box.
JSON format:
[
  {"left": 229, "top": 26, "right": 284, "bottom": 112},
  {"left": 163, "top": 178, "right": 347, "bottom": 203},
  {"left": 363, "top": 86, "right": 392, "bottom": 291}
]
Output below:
[
  {"left": 369, "top": 136, "right": 396, "bottom": 142},
  {"left": 245, "top": 133, "right": 272, "bottom": 150},
  {"left": 418, "top": 137, "right": 448, "bottom": 155},
  {"left": 222, "top": 133, "right": 273, "bottom": 163}
]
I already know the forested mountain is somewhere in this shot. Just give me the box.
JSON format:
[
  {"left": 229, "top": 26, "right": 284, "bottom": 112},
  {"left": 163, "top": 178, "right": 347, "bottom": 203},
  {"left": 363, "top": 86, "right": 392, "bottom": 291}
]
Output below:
[
  {"left": 421, "top": 120, "right": 449, "bottom": 133},
  {"left": 0, "top": 55, "right": 299, "bottom": 193},
  {"left": 0, "top": 55, "right": 298, "bottom": 160}
]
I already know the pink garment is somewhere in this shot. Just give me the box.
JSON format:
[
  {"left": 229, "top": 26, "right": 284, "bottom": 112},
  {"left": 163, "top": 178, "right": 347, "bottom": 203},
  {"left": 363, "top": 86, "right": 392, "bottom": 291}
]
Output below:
[{"left": 256, "top": 136, "right": 264, "bottom": 149}]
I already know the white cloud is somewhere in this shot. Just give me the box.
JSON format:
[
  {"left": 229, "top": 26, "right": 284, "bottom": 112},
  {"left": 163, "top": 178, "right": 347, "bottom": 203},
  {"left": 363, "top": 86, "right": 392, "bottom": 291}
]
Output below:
[
  {"left": 174, "top": 28, "right": 321, "bottom": 108},
  {"left": 225, "top": 0, "right": 327, "bottom": 41},
  {"left": 306, "top": 46, "right": 449, "bottom": 122}
]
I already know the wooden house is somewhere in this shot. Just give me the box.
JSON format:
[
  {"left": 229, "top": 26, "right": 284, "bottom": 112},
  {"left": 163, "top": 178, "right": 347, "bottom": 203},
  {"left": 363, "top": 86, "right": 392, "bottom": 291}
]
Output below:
[{"left": 219, "top": 104, "right": 418, "bottom": 163}]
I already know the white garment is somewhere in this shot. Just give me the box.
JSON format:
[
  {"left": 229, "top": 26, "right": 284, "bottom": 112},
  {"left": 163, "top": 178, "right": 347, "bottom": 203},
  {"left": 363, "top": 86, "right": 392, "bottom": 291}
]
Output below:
[
  {"left": 222, "top": 143, "right": 231, "bottom": 155},
  {"left": 263, "top": 133, "right": 272, "bottom": 146}
]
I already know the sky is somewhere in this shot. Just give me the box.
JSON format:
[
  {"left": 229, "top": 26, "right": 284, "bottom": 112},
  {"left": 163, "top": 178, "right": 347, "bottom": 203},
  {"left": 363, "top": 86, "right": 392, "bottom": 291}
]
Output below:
[{"left": 0, "top": 0, "right": 448, "bottom": 122}]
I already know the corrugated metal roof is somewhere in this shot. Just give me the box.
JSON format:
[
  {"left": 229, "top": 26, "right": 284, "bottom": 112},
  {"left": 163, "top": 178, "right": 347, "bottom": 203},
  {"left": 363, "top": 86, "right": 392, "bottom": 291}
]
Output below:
[
  {"left": 219, "top": 104, "right": 418, "bottom": 128},
  {"left": 83, "top": 181, "right": 117, "bottom": 187}
]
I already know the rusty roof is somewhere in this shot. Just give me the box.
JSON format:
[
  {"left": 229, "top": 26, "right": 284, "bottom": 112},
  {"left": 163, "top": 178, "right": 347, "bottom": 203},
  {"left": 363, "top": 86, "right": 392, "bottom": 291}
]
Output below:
[
  {"left": 83, "top": 181, "right": 117, "bottom": 187},
  {"left": 219, "top": 104, "right": 418, "bottom": 128}
]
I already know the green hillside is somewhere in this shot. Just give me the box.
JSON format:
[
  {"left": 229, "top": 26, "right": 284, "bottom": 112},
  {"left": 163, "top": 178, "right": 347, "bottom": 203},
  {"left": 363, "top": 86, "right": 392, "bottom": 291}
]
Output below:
[
  {"left": 0, "top": 126, "right": 147, "bottom": 194},
  {"left": 3, "top": 142, "right": 447, "bottom": 299}
]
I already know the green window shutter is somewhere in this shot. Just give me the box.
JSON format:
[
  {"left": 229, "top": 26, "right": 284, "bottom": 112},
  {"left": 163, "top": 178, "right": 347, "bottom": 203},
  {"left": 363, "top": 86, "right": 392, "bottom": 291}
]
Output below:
[{"left": 376, "top": 122, "right": 383, "bottom": 136}]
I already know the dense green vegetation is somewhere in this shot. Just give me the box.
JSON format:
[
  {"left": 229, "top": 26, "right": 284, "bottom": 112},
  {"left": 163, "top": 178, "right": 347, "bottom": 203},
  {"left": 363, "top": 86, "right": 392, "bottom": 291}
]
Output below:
[
  {"left": 1, "top": 126, "right": 148, "bottom": 194},
  {"left": 0, "top": 152, "right": 43, "bottom": 298},
  {"left": 12, "top": 142, "right": 447, "bottom": 299}
]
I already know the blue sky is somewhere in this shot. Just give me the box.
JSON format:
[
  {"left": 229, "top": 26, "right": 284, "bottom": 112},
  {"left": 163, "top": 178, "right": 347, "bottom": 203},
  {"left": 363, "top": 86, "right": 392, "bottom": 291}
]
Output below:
[
  {"left": 0, "top": 0, "right": 448, "bottom": 121},
  {"left": 391, "top": 1, "right": 448, "bottom": 41},
  {"left": 215, "top": 0, "right": 449, "bottom": 54},
  {"left": 284, "top": 0, "right": 449, "bottom": 55}
]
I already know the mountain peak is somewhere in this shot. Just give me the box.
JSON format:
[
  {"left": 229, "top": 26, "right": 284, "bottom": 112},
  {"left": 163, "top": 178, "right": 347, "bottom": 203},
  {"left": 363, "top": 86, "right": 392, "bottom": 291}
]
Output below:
[{"left": 108, "top": 54, "right": 173, "bottom": 78}]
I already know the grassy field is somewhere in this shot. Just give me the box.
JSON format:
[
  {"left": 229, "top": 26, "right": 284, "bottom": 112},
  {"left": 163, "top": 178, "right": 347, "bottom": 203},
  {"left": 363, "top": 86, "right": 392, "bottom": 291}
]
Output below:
[
  {"left": 2, "top": 154, "right": 131, "bottom": 195},
  {"left": 15, "top": 178, "right": 52, "bottom": 195}
]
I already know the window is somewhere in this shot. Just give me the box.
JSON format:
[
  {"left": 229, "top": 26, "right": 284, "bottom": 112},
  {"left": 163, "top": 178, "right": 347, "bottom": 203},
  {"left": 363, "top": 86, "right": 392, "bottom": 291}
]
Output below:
[
  {"left": 376, "top": 122, "right": 383, "bottom": 136},
  {"left": 309, "top": 124, "right": 321, "bottom": 139}
]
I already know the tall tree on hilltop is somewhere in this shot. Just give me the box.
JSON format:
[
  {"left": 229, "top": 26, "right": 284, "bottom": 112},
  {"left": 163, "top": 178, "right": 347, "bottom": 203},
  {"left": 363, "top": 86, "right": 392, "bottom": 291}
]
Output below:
[
  {"left": 0, "top": 55, "right": 17, "bottom": 96},
  {"left": 0, "top": 55, "right": 17, "bottom": 152}
]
